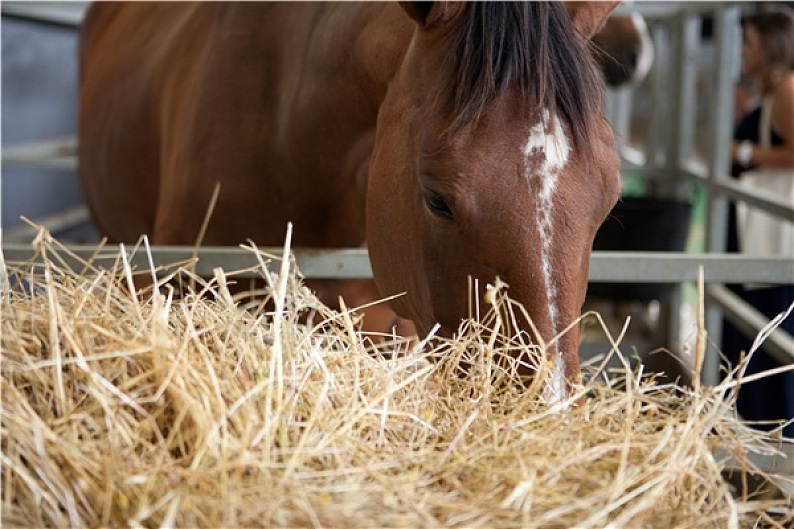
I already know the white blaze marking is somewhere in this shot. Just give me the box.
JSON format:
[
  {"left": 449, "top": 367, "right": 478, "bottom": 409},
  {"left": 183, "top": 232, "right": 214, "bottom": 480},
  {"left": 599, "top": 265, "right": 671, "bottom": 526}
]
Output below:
[{"left": 522, "top": 109, "right": 571, "bottom": 404}]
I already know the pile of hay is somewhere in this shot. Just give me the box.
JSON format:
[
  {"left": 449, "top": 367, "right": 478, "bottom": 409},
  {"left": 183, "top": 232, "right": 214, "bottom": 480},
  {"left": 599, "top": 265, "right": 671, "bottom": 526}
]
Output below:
[{"left": 2, "top": 231, "right": 792, "bottom": 528}]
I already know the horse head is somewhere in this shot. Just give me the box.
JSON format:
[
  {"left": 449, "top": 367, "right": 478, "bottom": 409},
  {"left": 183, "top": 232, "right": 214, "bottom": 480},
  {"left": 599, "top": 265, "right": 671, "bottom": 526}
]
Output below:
[{"left": 366, "top": 1, "right": 622, "bottom": 398}]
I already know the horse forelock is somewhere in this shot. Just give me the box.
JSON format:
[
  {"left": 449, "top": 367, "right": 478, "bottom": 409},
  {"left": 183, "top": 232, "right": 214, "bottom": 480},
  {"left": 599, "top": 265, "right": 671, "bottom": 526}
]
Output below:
[{"left": 439, "top": 1, "right": 602, "bottom": 156}]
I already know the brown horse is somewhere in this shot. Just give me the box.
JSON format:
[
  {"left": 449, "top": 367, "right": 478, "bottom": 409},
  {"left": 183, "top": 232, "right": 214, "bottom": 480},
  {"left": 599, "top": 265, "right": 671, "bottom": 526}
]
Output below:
[{"left": 79, "top": 1, "right": 622, "bottom": 400}]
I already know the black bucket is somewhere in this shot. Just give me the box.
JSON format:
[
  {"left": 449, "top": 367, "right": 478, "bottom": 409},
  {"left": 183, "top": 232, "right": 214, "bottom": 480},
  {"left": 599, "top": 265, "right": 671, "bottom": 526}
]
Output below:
[{"left": 588, "top": 197, "right": 693, "bottom": 302}]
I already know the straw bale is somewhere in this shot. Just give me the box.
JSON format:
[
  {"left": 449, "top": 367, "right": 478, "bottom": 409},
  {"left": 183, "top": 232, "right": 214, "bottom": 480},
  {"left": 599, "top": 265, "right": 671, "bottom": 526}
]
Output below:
[{"left": 2, "top": 231, "right": 792, "bottom": 528}]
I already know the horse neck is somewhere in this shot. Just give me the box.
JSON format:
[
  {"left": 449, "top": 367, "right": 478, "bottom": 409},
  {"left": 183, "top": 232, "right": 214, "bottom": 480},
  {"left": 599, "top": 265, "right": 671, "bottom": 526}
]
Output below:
[
  {"left": 287, "top": 3, "right": 414, "bottom": 119},
  {"left": 270, "top": 3, "right": 415, "bottom": 184}
]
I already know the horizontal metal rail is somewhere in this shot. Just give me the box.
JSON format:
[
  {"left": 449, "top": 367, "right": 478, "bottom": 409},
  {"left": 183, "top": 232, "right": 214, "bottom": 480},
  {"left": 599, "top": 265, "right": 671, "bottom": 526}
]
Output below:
[
  {"left": 1, "top": 2, "right": 87, "bottom": 27},
  {"left": 615, "top": 1, "right": 739, "bottom": 20},
  {"left": 1, "top": 137, "right": 78, "bottom": 171},
  {"left": 1, "top": 243, "right": 374, "bottom": 280},
  {"left": 3, "top": 205, "right": 91, "bottom": 243},
  {"left": 620, "top": 159, "right": 794, "bottom": 223},
  {"left": 591, "top": 252, "right": 794, "bottom": 284},
  {"left": 679, "top": 160, "right": 794, "bottom": 222},
  {"left": 2, "top": 243, "right": 793, "bottom": 284},
  {"left": 707, "top": 284, "right": 794, "bottom": 366}
]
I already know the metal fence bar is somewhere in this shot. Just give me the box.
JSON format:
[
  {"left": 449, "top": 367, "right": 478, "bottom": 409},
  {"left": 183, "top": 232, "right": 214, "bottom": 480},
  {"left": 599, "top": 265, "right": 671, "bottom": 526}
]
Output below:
[
  {"left": 707, "top": 176, "right": 794, "bottom": 222},
  {"left": 591, "top": 252, "right": 794, "bottom": 284},
  {"left": 668, "top": 11, "right": 701, "bottom": 187},
  {"left": 687, "top": 168, "right": 794, "bottom": 222},
  {"left": 3, "top": 205, "right": 90, "bottom": 243},
  {"left": 645, "top": 19, "right": 669, "bottom": 167},
  {"left": 1, "top": 2, "right": 87, "bottom": 27},
  {"left": 613, "top": 160, "right": 794, "bottom": 223},
  {"left": 704, "top": 5, "right": 741, "bottom": 247},
  {"left": 707, "top": 284, "right": 794, "bottom": 366},
  {"left": 618, "top": 1, "right": 740, "bottom": 20},
  {"left": 1, "top": 137, "right": 78, "bottom": 171},
  {"left": 3, "top": 244, "right": 793, "bottom": 284},
  {"left": 0, "top": 243, "right": 374, "bottom": 280},
  {"left": 703, "top": 3, "right": 742, "bottom": 386}
]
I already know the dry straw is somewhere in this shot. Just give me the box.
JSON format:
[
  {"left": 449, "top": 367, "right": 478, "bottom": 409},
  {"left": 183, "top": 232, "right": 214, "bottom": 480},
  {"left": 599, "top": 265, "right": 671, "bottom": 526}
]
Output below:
[{"left": 2, "top": 229, "right": 792, "bottom": 528}]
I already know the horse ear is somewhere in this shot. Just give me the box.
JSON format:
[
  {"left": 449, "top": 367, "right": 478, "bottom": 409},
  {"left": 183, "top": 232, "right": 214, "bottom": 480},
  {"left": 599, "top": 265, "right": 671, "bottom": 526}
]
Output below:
[
  {"left": 399, "top": 1, "right": 465, "bottom": 29},
  {"left": 564, "top": 1, "right": 620, "bottom": 38}
]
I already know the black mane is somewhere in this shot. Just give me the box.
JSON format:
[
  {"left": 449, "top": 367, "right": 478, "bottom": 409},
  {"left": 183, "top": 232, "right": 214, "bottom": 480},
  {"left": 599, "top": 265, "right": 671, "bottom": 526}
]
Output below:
[{"left": 440, "top": 1, "right": 602, "bottom": 154}]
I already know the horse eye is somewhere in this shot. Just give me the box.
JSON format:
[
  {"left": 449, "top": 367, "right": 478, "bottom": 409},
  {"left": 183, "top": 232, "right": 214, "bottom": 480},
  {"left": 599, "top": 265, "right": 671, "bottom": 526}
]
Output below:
[{"left": 423, "top": 189, "right": 454, "bottom": 219}]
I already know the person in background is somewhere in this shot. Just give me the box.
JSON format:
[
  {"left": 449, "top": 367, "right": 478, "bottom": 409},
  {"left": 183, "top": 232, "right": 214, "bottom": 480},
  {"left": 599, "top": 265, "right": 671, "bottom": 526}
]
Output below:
[{"left": 723, "top": 5, "right": 794, "bottom": 439}]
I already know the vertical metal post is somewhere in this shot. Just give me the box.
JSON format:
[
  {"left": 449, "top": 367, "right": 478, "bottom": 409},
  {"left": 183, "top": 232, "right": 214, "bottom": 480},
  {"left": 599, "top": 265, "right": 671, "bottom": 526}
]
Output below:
[
  {"left": 664, "top": 11, "right": 701, "bottom": 198},
  {"left": 646, "top": 21, "right": 669, "bottom": 168},
  {"left": 706, "top": 5, "right": 741, "bottom": 252},
  {"left": 656, "top": 10, "right": 701, "bottom": 353},
  {"left": 703, "top": 4, "right": 742, "bottom": 386},
  {"left": 603, "top": 89, "right": 620, "bottom": 148},
  {"left": 610, "top": 87, "right": 634, "bottom": 152}
]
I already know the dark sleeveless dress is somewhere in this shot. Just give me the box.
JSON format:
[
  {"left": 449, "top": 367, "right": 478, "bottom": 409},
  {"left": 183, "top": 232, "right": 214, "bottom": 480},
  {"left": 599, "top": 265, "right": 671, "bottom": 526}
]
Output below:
[{"left": 723, "top": 104, "right": 794, "bottom": 439}]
